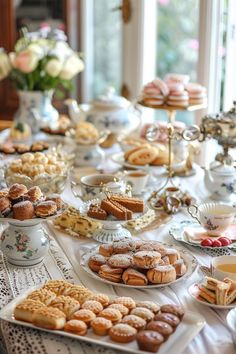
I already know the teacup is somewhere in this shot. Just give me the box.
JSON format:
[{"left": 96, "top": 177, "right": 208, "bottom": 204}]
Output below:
[
  {"left": 188, "top": 202, "right": 235, "bottom": 236},
  {"left": 124, "top": 170, "right": 149, "bottom": 195},
  {"left": 212, "top": 255, "right": 236, "bottom": 281},
  {"left": 71, "top": 174, "right": 126, "bottom": 201}
]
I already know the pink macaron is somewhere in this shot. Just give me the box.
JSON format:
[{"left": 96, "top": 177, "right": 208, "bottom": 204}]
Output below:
[
  {"left": 152, "top": 77, "right": 169, "bottom": 97},
  {"left": 167, "top": 83, "right": 185, "bottom": 94},
  {"left": 164, "top": 73, "right": 190, "bottom": 85}
]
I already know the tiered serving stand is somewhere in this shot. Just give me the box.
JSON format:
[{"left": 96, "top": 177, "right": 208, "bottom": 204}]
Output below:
[{"left": 137, "top": 100, "right": 207, "bottom": 205}]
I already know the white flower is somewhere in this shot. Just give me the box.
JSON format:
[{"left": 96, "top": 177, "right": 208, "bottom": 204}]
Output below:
[
  {"left": 45, "top": 58, "right": 62, "bottom": 77},
  {"left": 60, "top": 54, "right": 84, "bottom": 80},
  {"left": 8, "top": 52, "right": 16, "bottom": 68},
  {"left": 28, "top": 43, "right": 45, "bottom": 59},
  {"left": 0, "top": 51, "right": 11, "bottom": 80}
]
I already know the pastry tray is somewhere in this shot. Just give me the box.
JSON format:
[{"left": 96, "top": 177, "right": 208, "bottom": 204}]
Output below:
[
  {"left": 80, "top": 243, "right": 198, "bottom": 289},
  {"left": 0, "top": 286, "right": 205, "bottom": 354}
]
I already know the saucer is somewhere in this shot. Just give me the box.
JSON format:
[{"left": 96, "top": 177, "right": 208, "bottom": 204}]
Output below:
[{"left": 189, "top": 283, "right": 236, "bottom": 309}]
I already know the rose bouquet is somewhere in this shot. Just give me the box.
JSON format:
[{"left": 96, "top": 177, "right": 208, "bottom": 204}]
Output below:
[{"left": 0, "top": 27, "right": 84, "bottom": 95}]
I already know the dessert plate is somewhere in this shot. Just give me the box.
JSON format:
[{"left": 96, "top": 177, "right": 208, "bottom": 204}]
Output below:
[
  {"left": 169, "top": 220, "right": 236, "bottom": 252},
  {"left": 0, "top": 286, "right": 206, "bottom": 354},
  {"left": 80, "top": 198, "right": 149, "bottom": 243},
  {"left": 188, "top": 283, "right": 236, "bottom": 309},
  {"left": 80, "top": 243, "right": 198, "bottom": 289}
]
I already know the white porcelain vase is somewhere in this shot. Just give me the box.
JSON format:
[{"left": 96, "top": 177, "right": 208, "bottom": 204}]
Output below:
[
  {"left": 14, "top": 90, "right": 59, "bottom": 133},
  {"left": 0, "top": 220, "right": 49, "bottom": 267}
]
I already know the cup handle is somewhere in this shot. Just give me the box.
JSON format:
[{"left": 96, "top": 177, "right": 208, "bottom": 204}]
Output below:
[
  {"left": 70, "top": 180, "right": 83, "bottom": 199},
  {"left": 187, "top": 205, "right": 200, "bottom": 224}
]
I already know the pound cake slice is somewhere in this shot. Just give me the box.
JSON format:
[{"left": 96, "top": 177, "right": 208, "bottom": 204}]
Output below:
[
  {"left": 111, "top": 195, "right": 144, "bottom": 213},
  {"left": 101, "top": 199, "right": 132, "bottom": 220}
]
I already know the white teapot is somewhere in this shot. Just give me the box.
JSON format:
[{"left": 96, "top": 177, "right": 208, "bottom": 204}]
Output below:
[
  {"left": 204, "top": 161, "right": 236, "bottom": 201},
  {"left": 65, "top": 88, "right": 141, "bottom": 135}
]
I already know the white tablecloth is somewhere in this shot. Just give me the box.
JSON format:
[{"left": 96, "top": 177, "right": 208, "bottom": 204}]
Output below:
[{"left": 0, "top": 163, "right": 235, "bottom": 354}]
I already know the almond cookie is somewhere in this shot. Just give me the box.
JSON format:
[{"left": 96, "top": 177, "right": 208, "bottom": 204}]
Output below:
[
  {"left": 109, "top": 323, "right": 137, "bottom": 343},
  {"left": 64, "top": 319, "right": 87, "bottom": 335},
  {"left": 121, "top": 314, "right": 146, "bottom": 331},
  {"left": 130, "top": 307, "right": 154, "bottom": 322},
  {"left": 81, "top": 300, "right": 103, "bottom": 314},
  {"left": 111, "top": 297, "right": 136, "bottom": 310}
]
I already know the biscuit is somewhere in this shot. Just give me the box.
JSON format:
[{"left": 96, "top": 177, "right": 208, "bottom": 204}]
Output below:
[{"left": 128, "top": 146, "right": 158, "bottom": 165}]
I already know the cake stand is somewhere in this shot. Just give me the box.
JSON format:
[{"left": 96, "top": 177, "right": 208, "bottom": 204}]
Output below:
[
  {"left": 81, "top": 198, "right": 147, "bottom": 243},
  {"left": 138, "top": 101, "right": 207, "bottom": 212}
]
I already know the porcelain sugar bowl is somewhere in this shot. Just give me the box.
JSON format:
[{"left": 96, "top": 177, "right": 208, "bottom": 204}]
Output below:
[
  {"left": 204, "top": 161, "right": 236, "bottom": 201},
  {"left": 0, "top": 219, "right": 49, "bottom": 267}
]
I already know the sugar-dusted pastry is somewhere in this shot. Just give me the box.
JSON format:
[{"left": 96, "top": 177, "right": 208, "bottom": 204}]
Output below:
[
  {"left": 130, "top": 307, "right": 154, "bottom": 322},
  {"left": 75, "top": 121, "right": 99, "bottom": 144},
  {"left": 139, "top": 242, "right": 167, "bottom": 257},
  {"left": 27, "top": 186, "right": 43, "bottom": 203},
  {"left": 146, "top": 320, "right": 173, "bottom": 340},
  {"left": 165, "top": 248, "right": 180, "bottom": 264},
  {"left": 122, "top": 268, "right": 148, "bottom": 286},
  {"left": 71, "top": 309, "right": 96, "bottom": 325},
  {"left": 132, "top": 251, "right": 161, "bottom": 269},
  {"left": 147, "top": 265, "right": 176, "bottom": 284},
  {"left": 0, "top": 189, "right": 9, "bottom": 198},
  {"left": 0, "top": 197, "right": 11, "bottom": 217},
  {"left": 109, "top": 323, "right": 137, "bottom": 343},
  {"left": 121, "top": 314, "right": 146, "bottom": 331},
  {"left": 46, "top": 194, "right": 62, "bottom": 210},
  {"left": 99, "top": 264, "right": 123, "bottom": 283},
  {"left": 13, "top": 201, "right": 35, "bottom": 220},
  {"left": 112, "top": 240, "right": 135, "bottom": 254},
  {"left": 108, "top": 254, "right": 133, "bottom": 269},
  {"left": 108, "top": 303, "right": 129, "bottom": 316},
  {"left": 14, "top": 299, "right": 45, "bottom": 323},
  {"left": 35, "top": 200, "right": 57, "bottom": 217},
  {"left": 154, "top": 312, "right": 180, "bottom": 329},
  {"left": 99, "top": 243, "right": 114, "bottom": 257},
  {"left": 137, "top": 330, "right": 164, "bottom": 352},
  {"left": 8, "top": 183, "right": 28, "bottom": 203},
  {"left": 27, "top": 289, "right": 56, "bottom": 305},
  {"left": 64, "top": 319, "right": 87, "bottom": 335},
  {"left": 87, "top": 293, "right": 110, "bottom": 307},
  {"left": 111, "top": 297, "right": 136, "bottom": 310},
  {"left": 99, "top": 308, "right": 122, "bottom": 324},
  {"left": 81, "top": 300, "right": 103, "bottom": 314},
  {"left": 90, "top": 317, "right": 112, "bottom": 336},
  {"left": 173, "top": 259, "right": 187, "bottom": 276},
  {"left": 32, "top": 306, "right": 66, "bottom": 330},
  {"left": 135, "top": 301, "right": 160, "bottom": 314},
  {"left": 160, "top": 304, "right": 184, "bottom": 320},
  {"left": 50, "top": 295, "right": 81, "bottom": 320},
  {"left": 88, "top": 254, "right": 107, "bottom": 272}
]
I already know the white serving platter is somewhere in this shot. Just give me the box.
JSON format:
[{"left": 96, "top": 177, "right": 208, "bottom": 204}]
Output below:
[
  {"left": 80, "top": 242, "right": 198, "bottom": 289},
  {"left": 188, "top": 283, "right": 236, "bottom": 310},
  {"left": 0, "top": 286, "right": 205, "bottom": 354}
]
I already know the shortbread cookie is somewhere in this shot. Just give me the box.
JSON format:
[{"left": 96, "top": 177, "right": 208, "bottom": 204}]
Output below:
[{"left": 128, "top": 146, "right": 158, "bottom": 165}]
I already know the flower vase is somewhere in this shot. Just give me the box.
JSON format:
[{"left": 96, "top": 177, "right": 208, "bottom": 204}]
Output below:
[
  {"left": 14, "top": 90, "right": 59, "bottom": 134},
  {"left": 0, "top": 220, "right": 49, "bottom": 267}
]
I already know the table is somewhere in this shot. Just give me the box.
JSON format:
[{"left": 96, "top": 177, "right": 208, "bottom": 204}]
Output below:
[{"left": 0, "top": 164, "right": 235, "bottom": 354}]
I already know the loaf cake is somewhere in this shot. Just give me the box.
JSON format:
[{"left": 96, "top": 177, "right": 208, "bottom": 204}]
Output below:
[
  {"left": 101, "top": 199, "right": 132, "bottom": 220},
  {"left": 110, "top": 195, "right": 144, "bottom": 213},
  {"left": 87, "top": 204, "right": 107, "bottom": 220}
]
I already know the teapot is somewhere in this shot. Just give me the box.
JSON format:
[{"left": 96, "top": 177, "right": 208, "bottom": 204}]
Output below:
[
  {"left": 204, "top": 161, "right": 236, "bottom": 201},
  {"left": 65, "top": 88, "right": 141, "bottom": 136}
]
